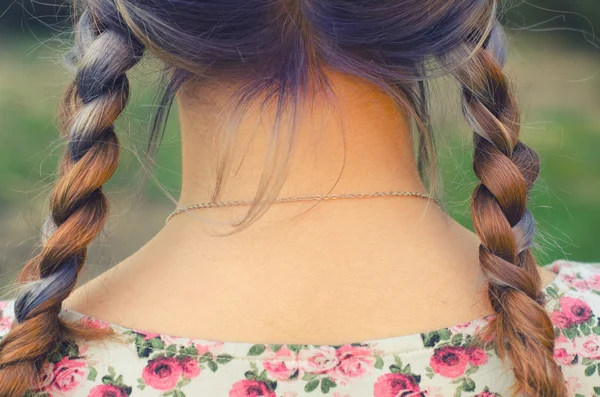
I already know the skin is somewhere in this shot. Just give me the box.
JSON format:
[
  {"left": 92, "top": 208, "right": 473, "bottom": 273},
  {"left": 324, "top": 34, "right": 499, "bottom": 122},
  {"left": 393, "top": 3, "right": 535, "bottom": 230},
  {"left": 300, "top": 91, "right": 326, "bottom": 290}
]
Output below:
[{"left": 64, "top": 69, "right": 557, "bottom": 345}]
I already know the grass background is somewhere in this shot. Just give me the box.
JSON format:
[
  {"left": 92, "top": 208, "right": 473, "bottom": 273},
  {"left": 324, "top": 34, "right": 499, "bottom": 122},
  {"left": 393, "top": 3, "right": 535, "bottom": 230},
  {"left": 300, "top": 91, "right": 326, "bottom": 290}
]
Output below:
[{"left": 1, "top": 32, "right": 599, "bottom": 290}]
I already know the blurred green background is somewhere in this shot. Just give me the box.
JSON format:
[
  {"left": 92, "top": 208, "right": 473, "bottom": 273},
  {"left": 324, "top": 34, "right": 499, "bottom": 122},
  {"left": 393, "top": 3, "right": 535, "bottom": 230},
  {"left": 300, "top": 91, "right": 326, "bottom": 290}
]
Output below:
[{"left": 0, "top": 1, "right": 599, "bottom": 290}]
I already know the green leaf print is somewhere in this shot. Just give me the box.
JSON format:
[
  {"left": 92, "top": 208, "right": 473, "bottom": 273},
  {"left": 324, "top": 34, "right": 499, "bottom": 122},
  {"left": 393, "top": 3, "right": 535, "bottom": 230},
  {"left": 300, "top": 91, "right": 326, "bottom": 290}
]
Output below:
[
  {"left": 374, "top": 356, "right": 384, "bottom": 369},
  {"left": 594, "top": 386, "right": 600, "bottom": 394},
  {"left": 593, "top": 326, "right": 600, "bottom": 335},
  {"left": 135, "top": 339, "right": 153, "bottom": 358},
  {"left": 321, "top": 377, "right": 337, "bottom": 394},
  {"left": 166, "top": 344, "right": 177, "bottom": 357},
  {"left": 207, "top": 360, "right": 218, "bottom": 372},
  {"left": 266, "top": 379, "right": 278, "bottom": 391},
  {"left": 46, "top": 350, "right": 63, "bottom": 364},
  {"left": 150, "top": 338, "right": 165, "bottom": 350},
  {"left": 582, "top": 323, "right": 592, "bottom": 336},
  {"left": 216, "top": 353, "right": 234, "bottom": 364},
  {"left": 305, "top": 379, "right": 320, "bottom": 392},
  {"left": 586, "top": 364, "right": 597, "bottom": 377},
  {"left": 546, "top": 285, "right": 560, "bottom": 300},
  {"left": 394, "top": 355, "right": 403, "bottom": 367},
  {"left": 269, "top": 344, "right": 282, "bottom": 352},
  {"left": 463, "top": 378, "right": 476, "bottom": 392},
  {"left": 438, "top": 328, "right": 451, "bottom": 341},
  {"left": 87, "top": 367, "right": 98, "bottom": 381},
  {"left": 563, "top": 327, "right": 579, "bottom": 339},
  {"left": 180, "top": 346, "right": 198, "bottom": 357},
  {"left": 421, "top": 331, "right": 441, "bottom": 348},
  {"left": 451, "top": 333, "right": 463, "bottom": 346},
  {"left": 257, "top": 370, "right": 269, "bottom": 381},
  {"left": 302, "top": 372, "right": 318, "bottom": 381},
  {"left": 199, "top": 352, "right": 213, "bottom": 362},
  {"left": 287, "top": 344, "right": 304, "bottom": 353},
  {"left": 248, "top": 344, "right": 267, "bottom": 356}
]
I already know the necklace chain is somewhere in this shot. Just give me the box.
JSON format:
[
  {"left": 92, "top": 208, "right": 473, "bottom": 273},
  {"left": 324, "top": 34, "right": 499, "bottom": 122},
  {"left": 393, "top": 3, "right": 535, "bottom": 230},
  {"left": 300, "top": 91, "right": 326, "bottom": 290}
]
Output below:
[{"left": 165, "top": 190, "right": 439, "bottom": 224}]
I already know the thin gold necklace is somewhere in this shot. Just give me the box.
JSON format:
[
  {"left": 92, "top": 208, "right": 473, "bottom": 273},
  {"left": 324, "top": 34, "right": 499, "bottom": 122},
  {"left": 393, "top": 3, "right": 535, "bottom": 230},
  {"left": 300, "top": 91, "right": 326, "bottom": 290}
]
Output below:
[{"left": 165, "top": 190, "right": 439, "bottom": 224}]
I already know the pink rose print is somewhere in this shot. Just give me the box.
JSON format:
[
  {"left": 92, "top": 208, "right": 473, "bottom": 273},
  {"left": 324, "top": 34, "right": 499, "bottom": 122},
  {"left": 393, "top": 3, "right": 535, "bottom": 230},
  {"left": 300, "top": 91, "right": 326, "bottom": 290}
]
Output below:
[
  {"left": 450, "top": 317, "right": 495, "bottom": 338},
  {"left": 0, "top": 313, "right": 12, "bottom": 333},
  {"left": 297, "top": 346, "right": 340, "bottom": 375},
  {"left": 565, "top": 376, "right": 582, "bottom": 395},
  {"left": 35, "top": 361, "right": 56, "bottom": 391},
  {"left": 195, "top": 343, "right": 212, "bottom": 356},
  {"left": 179, "top": 356, "right": 201, "bottom": 379},
  {"left": 588, "top": 274, "right": 600, "bottom": 290},
  {"left": 474, "top": 391, "right": 499, "bottom": 397},
  {"left": 88, "top": 384, "right": 129, "bottom": 397},
  {"left": 562, "top": 273, "right": 577, "bottom": 286},
  {"left": 554, "top": 348, "right": 576, "bottom": 366},
  {"left": 559, "top": 297, "right": 592, "bottom": 325},
  {"left": 556, "top": 333, "right": 569, "bottom": 345},
  {"left": 137, "top": 330, "right": 161, "bottom": 341},
  {"left": 573, "top": 333, "right": 600, "bottom": 360},
  {"left": 573, "top": 280, "right": 590, "bottom": 290},
  {"left": 450, "top": 321, "right": 472, "bottom": 332},
  {"left": 263, "top": 345, "right": 301, "bottom": 381},
  {"left": 550, "top": 310, "right": 573, "bottom": 329},
  {"left": 0, "top": 302, "right": 12, "bottom": 332},
  {"left": 467, "top": 346, "right": 488, "bottom": 366},
  {"left": 373, "top": 372, "right": 421, "bottom": 397},
  {"left": 331, "top": 345, "right": 376, "bottom": 385},
  {"left": 430, "top": 346, "right": 469, "bottom": 378},
  {"left": 422, "top": 386, "right": 444, "bottom": 397},
  {"left": 50, "top": 357, "right": 89, "bottom": 394},
  {"left": 195, "top": 341, "right": 224, "bottom": 357},
  {"left": 81, "top": 316, "right": 111, "bottom": 330},
  {"left": 142, "top": 356, "right": 182, "bottom": 390},
  {"left": 229, "top": 379, "right": 276, "bottom": 397}
]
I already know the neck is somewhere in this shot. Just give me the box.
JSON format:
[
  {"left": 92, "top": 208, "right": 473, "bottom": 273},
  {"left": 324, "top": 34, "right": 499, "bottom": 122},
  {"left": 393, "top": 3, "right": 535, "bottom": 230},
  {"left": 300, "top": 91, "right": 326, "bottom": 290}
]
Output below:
[{"left": 176, "top": 70, "right": 427, "bottom": 223}]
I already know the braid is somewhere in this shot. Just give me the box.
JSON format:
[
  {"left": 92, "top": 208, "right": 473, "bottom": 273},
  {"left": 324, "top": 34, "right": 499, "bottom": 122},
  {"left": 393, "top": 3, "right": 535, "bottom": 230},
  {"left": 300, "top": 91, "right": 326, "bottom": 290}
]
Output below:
[
  {"left": 455, "top": 23, "right": 566, "bottom": 396},
  {"left": 0, "top": 8, "right": 144, "bottom": 395}
]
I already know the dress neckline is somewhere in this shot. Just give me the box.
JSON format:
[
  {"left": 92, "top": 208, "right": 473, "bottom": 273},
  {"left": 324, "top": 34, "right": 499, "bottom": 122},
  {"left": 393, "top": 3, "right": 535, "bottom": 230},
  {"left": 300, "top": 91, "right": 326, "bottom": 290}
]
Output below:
[{"left": 57, "top": 261, "right": 569, "bottom": 359}]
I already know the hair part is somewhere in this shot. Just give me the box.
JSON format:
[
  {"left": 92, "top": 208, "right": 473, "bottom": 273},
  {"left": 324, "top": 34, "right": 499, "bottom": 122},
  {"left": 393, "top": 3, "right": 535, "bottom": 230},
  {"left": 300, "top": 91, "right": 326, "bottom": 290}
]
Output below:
[{"left": 0, "top": 0, "right": 566, "bottom": 395}]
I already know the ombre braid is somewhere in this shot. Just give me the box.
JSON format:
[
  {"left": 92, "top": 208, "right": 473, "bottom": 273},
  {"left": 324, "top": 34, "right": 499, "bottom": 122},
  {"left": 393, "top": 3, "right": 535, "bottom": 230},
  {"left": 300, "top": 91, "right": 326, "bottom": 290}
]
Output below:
[
  {"left": 454, "top": 23, "right": 566, "bottom": 397},
  {"left": 0, "top": 9, "right": 143, "bottom": 395}
]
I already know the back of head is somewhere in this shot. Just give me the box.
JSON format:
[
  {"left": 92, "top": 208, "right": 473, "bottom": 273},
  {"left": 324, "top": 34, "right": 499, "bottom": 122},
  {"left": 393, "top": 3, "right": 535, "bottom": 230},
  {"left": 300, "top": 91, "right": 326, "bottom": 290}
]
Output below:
[{"left": 0, "top": 1, "right": 567, "bottom": 396}]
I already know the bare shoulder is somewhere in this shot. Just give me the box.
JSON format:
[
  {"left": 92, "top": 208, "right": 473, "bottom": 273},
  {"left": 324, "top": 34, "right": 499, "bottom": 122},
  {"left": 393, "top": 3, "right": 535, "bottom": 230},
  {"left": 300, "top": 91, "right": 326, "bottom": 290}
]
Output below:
[{"left": 63, "top": 261, "right": 131, "bottom": 320}]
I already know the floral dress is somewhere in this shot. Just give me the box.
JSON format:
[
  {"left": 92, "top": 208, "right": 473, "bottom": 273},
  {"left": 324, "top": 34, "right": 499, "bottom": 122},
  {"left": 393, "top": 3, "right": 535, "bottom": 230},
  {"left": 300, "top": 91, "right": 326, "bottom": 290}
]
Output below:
[{"left": 1, "top": 259, "right": 600, "bottom": 397}]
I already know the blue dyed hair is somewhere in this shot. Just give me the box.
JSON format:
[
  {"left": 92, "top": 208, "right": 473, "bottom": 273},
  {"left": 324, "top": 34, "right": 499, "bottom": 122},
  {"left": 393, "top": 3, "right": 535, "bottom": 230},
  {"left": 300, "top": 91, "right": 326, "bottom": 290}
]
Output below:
[{"left": 0, "top": 1, "right": 567, "bottom": 396}]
